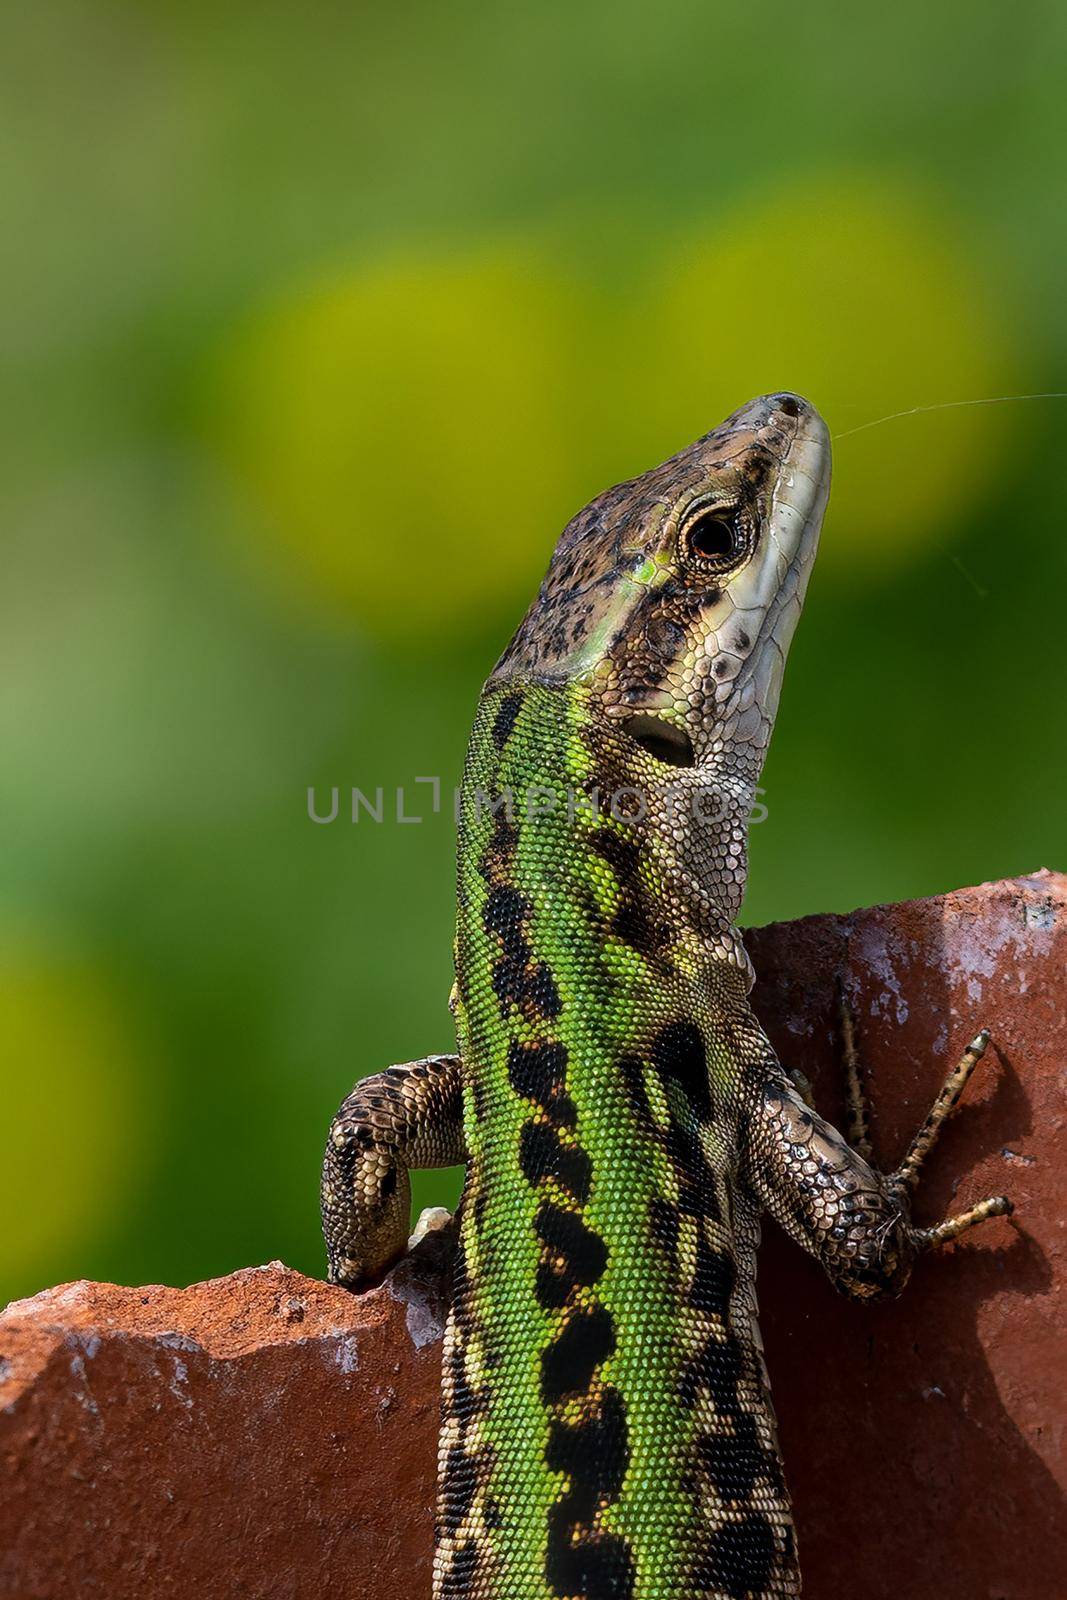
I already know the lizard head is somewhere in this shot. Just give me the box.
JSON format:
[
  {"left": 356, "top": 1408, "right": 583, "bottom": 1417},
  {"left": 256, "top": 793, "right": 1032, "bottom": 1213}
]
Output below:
[{"left": 493, "top": 392, "right": 830, "bottom": 786}]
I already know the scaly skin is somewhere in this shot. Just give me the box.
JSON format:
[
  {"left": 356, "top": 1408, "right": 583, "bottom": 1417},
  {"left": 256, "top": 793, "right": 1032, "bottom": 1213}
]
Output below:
[{"left": 321, "top": 393, "right": 1012, "bottom": 1600}]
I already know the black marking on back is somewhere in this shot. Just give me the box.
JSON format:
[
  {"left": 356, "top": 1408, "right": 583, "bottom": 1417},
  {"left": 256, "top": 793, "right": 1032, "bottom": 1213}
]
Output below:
[
  {"left": 533, "top": 1201, "right": 609, "bottom": 1309},
  {"left": 545, "top": 1521, "right": 635, "bottom": 1600},
  {"left": 611, "top": 883, "right": 667, "bottom": 958},
  {"left": 665, "top": 1122, "right": 723, "bottom": 1224},
  {"left": 523, "top": 961, "right": 563, "bottom": 1018},
  {"left": 475, "top": 793, "right": 562, "bottom": 1030},
  {"left": 545, "top": 1384, "right": 629, "bottom": 1506},
  {"left": 590, "top": 826, "right": 642, "bottom": 884},
  {"left": 541, "top": 1306, "right": 616, "bottom": 1405},
  {"left": 697, "top": 1413, "right": 768, "bottom": 1501},
  {"left": 491, "top": 690, "right": 525, "bottom": 749},
  {"left": 616, "top": 1051, "right": 654, "bottom": 1129},
  {"left": 440, "top": 1445, "right": 478, "bottom": 1533},
  {"left": 648, "top": 1195, "right": 681, "bottom": 1265},
  {"left": 440, "top": 1539, "right": 480, "bottom": 1596},
  {"left": 650, "top": 1020, "right": 711, "bottom": 1122},
  {"left": 508, "top": 1036, "right": 566, "bottom": 1113},
  {"left": 688, "top": 1234, "right": 736, "bottom": 1318},
  {"left": 678, "top": 1328, "right": 745, "bottom": 1414},
  {"left": 518, "top": 1120, "right": 592, "bottom": 1202},
  {"left": 692, "top": 1512, "right": 778, "bottom": 1600},
  {"left": 478, "top": 804, "right": 518, "bottom": 887},
  {"left": 545, "top": 1385, "right": 634, "bottom": 1599},
  {"left": 590, "top": 827, "right": 672, "bottom": 959},
  {"left": 447, "top": 1326, "right": 488, "bottom": 1423},
  {"left": 482, "top": 883, "right": 528, "bottom": 936},
  {"left": 481, "top": 883, "right": 562, "bottom": 1022}
]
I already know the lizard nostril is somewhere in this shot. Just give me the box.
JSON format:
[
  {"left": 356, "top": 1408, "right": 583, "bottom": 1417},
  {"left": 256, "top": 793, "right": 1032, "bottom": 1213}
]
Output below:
[{"left": 775, "top": 394, "right": 803, "bottom": 418}]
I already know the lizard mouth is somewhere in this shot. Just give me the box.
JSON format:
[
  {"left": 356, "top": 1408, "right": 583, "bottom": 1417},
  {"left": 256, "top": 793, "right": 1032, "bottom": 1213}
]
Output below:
[{"left": 619, "top": 713, "right": 696, "bottom": 768}]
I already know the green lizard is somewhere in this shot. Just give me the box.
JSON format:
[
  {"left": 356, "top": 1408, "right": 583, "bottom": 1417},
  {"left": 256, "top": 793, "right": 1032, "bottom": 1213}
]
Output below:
[{"left": 321, "top": 392, "right": 1012, "bottom": 1600}]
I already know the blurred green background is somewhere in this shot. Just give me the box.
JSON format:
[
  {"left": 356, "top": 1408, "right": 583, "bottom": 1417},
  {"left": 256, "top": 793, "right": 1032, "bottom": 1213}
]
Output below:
[{"left": 2, "top": 2, "right": 1064, "bottom": 1307}]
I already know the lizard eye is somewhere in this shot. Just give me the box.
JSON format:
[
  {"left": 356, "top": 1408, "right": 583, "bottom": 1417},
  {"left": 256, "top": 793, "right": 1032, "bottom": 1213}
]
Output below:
[{"left": 684, "top": 507, "right": 748, "bottom": 570}]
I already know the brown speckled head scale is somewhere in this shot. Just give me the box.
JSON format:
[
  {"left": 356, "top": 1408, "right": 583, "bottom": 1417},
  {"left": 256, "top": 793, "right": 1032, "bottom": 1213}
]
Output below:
[{"left": 492, "top": 393, "right": 831, "bottom": 781}]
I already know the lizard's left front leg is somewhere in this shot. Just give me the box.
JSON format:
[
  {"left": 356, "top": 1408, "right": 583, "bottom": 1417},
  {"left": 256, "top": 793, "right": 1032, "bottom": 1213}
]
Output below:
[
  {"left": 321, "top": 1053, "right": 466, "bottom": 1290},
  {"left": 737, "top": 1014, "right": 1012, "bottom": 1300}
]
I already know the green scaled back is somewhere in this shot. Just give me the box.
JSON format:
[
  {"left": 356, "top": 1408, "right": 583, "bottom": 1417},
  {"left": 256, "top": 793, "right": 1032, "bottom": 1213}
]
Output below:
[{"left": 435, "top": 682, "right": 795, "bottom": 1600}]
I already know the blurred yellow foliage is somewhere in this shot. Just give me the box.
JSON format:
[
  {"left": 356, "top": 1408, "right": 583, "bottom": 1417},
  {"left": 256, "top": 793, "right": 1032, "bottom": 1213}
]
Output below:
[
  {"left": 210, "top": 175, "right": 1023, "bottom": 642},
  {"left": 637, "top": 175, "right": 1024, "bottom": 567},
  {"left": 212, "top": 247, "right": 582, "bottom": 639},
  {"left": 0, "top": 942, "right": 143, "bottom": 1282}
]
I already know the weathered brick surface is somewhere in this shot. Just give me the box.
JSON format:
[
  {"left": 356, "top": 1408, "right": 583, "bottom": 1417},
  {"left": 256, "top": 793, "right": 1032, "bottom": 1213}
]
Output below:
[
  {"left": 747, "top": 869, "right": 1066, "bottom": 1600},
  {"left": 2, "top": 873, "right": 1063, "bottom": 1598},
  {"left": 0, "top": 1245, "right": 448, "bottom": 1599}
]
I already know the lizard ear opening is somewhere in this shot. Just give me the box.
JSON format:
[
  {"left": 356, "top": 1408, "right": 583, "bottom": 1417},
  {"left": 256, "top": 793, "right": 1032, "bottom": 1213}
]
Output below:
[{"left": 620, "top": 714, "right": 696, "bottom": 769}]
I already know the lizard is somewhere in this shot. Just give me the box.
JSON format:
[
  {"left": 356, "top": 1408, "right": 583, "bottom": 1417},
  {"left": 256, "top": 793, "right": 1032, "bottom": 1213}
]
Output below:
[{"left": 320, "top": 391, "right": 1012, "bottom": 1600}]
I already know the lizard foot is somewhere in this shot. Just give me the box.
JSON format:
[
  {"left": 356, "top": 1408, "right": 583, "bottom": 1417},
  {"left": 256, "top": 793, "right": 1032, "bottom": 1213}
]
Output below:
[
  {"left": 836, "top": 986, "right": 1013, "bottom": 1255},
  {"left": 887, "top": 1025, "right": 1013, "bottom": 1249}
]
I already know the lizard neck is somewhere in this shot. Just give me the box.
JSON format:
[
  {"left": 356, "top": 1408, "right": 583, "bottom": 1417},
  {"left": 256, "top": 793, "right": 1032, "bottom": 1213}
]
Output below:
[{"left": 457, "top": 678, "right": 756, "bottom": 977}]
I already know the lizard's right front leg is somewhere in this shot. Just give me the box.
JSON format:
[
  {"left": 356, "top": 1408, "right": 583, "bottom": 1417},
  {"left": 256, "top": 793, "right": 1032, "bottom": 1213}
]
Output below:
[{"left": 321, "top": 1053, "right": 466, "bottom": 1289}]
